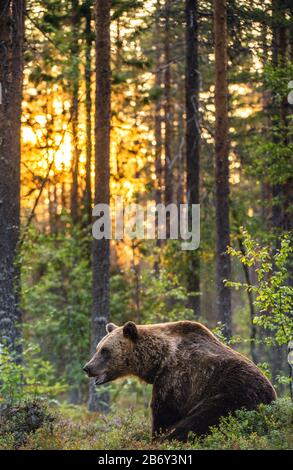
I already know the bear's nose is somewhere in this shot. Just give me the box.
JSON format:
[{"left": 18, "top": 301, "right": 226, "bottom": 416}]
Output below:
[{"left": 83, "top": 364, "right": 90, "bottom": 376}]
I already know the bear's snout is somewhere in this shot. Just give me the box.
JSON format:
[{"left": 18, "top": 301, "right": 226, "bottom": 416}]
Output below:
[{"left": 83, "top": 363, "right": 94, "bottom": 377}]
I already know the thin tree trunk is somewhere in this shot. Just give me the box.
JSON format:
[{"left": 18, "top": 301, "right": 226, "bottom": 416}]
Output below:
[
  {"left": 237, "top": 236, "right": 258, "bottom": 363},
  {"left": 89, "top": 0, "right": 111, "bottom": 412},
  {"left": 48, "top": 181, "right": 55, "bottom": 234},
  {"left": 163, "top": 0, "right": 173, "bottom": 209},
  {"left": 61, "top": 170, "right": 67, "bottom": 213},
  {"left": 185, "top": 0, "right": 200, "bottom": 317},
  {"left": 289, "top": 3, "right": 293, "bottom": 62},
  {"left": 155, "top": 12, "right": 162, "bottom": 210},
  {"left": 83, "top": 0, "right": 92, "bottom": 223},
  {"left": 214, "top": 0, "right": 232, "bottom": 339},
  {"left": 260, "top": 22, "right": 272, "bottom": 230},
  {"left": 176, "top": 106, "right": 184, "bottom": 206},
  {"left": 0, "top": 0, "right": 25, "bottom": 355},
  {"left": 154, "top": 1, "right": 162, "bottom": 273},
  {"left": 70, "top": 0, "right": 80, "bottom": 224},
  {"left": 271, "top": 0, "right": 284, "bottom": 240}
]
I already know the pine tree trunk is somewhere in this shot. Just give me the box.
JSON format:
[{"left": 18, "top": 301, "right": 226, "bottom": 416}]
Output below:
[
  {"left": 70, "top": 0, "right": 80, "bottom": 224},
  {"left": 155, "top": 6, "right": 162, "bottom": 210},
  {"left": 286, "top": 6, "right": 293, "bottom": 234},
  {"left": 163, "top": 0, "right": 173, "bottom": 208},
  {"left": 185, "top": 0, "right": 200, "bottom": 317},
  {"left": 214, "top": 0, "right": 232, "bottom": 339},
  {"left": 271, "top": 0, "right": 287, "bottom": 239},
  {"left": 260, "top": 22, "right": 272, "bottom": 230},
  {"left": 281, "top": 5, "right": 293, "bottom": 235},
  {"left": 270, "top": 0, "right": 290, "bottom": 387},
  {"left": 154, "top": 2, "right": 163, "bottom": 272},
  {"left": 0, "top": 0, "right": 25, "bottom": 354},
  {"left": 89, "top": 0, "right": 111, "bottom": 412},
  {"left": 83, "top": 0, "right": 92, "bottom": 223}
]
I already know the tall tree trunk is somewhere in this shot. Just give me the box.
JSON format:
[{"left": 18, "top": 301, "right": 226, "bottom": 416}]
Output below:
[
  {"left": 214, "top": 0, "right": 232, "bottom": 339},
  {"left": 286, "top": 5, "right": 293, "bottom": 235},
  {"left": 185, "top": 0, "right": 200, "bottom": 317},
  {"left": 270, "top": 0, "right": 289, "bottom": 386},
  {"left": 163, "top": 0, "right": 173, "bottom": 209},
  {"left": 0, "top": 0, "right": 25, "bottom": 355},
  {"left": 70, "top": 0, "right": 80, "bottom": 224},
  {"left": 155, "top": 6, "right": 162, "bottom": 210},
  {"left": 154, "top": 0, "right": 163, "bottom": 273},
  {"left": 260, "top": 22, "right": 272, "bottom": 230},
  {"left": 271, "top": 0, "right": 286, "bottom": 240},
  {"left": 83, "top": 0, "right": 92, "bottom": 223},
  {"left": 281, "top": 5, "right": 293, "bottom": 235},
  {"left": 89, "top": 0, "right": 111, "bottom": 412}
]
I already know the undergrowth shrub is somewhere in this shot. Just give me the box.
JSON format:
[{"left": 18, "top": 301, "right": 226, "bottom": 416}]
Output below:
[
  {"left": 0, "top": 400, "right": 54, "bottom": 449},
  {"left": 0, "top": 343, "right": 67, "bottom": 404},
  {"left": 0, "top": 343, "right": 62, "bottom": 448},
  {"left": 3, "top": 398, "right": 291, "bottom": 450},
  {"left": 193, "top": 398, "right": 293, "bottom": 450}
]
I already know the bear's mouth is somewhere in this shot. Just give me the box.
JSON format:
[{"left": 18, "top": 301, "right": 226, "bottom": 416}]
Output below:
[{"left": 94, "top": 374, "right": 107, "bottom": 386}]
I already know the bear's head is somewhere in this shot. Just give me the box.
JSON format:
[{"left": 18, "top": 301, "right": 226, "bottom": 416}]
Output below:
[{"left": 83, "top": 321, "right": 139, "bottom": 385}]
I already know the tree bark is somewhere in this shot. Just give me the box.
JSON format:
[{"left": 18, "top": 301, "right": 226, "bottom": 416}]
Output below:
[
  {"left": 214, "top": 0, "right": 232, "bottom": 339},
  {"left": 260, "top": 22, "right": 272, "bottom": 230},
  {"left": 271, "top": 0, "right": 289, "bottom": 238},
  {"left": 282, "top": 5, "right": 293, "bottom": 235},
  {"left": 185, "top": 0, "right": 200, "bottom": 317},
  {"left": 89, "top": 0, "right": 111, "bottom": 412},
  {"left": 154, "top": 1, "right": 163, "bottom": 273},
  {"left": 163, "top": 0, "right": 173, "bottom": 209},
  {"left": 0, "top": 0, "right": 25, "bottom": 354},
  {"left": 155, "top": 5, "right": 162, "bottom": 210},
  {"left": 70, "top": 0, "right": 80, "bottom": 225},
  {"left": 83, "top": 0, "right": 92, "bottom": 223},
  {"left": 270, "top": 0, "right": 290, "bottom": 386}
]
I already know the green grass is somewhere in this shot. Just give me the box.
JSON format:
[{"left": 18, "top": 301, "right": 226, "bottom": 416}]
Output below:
[{"left": 0, "top": 398, "right": 292, "bottom": 450}]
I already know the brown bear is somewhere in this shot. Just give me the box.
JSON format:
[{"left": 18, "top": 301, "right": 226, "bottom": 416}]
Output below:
[{"left": 83, "top": 320, "right": 276, "bottom": 441}]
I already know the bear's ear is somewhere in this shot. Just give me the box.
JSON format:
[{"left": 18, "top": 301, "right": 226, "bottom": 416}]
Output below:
[
  {"left": 123, "top": 321, "right": 138, "bottom": 342},
  {"left": 106, "top": 323, "right": 118, "bottom": 334}
]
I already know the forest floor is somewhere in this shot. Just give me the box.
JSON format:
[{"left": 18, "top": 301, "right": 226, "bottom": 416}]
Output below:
[{"left": 0, "top": 398, "right": 292, "bottom": 450}]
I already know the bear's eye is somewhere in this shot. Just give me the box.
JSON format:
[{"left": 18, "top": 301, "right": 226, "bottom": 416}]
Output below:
[{"left": 101, "top": 347, "right": 110, "bottom": 358}]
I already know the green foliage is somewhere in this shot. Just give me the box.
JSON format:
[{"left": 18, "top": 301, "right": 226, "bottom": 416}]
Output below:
[
  {"left": 1, "top": 399, "right": 291, "bottom": 450},
  {"left": 139, "top": 269, "right": 194, "bottom": 324},
  {"left": 264, "top": 63, "right": 293, "bottom": 107},
  {"left": 227, "top": 231, "right": 293, "bottom": 346},
  {"left": 0, "top": 346, "right": 23, "bottom": 404},
  {"left": 21, "top": 222, "right": 91, "bottom": 397},
  {"left": 0, "top": 343, "right": 67, "bottom": 405},
  {"left": 110, "top": 266, "right": 194, "bottom": 326},
  {"left": 248, "top": 63, "right": 293, "bottom": 186},
  {"left": 198, "top": 398, "right": 293, "bottom": 450}
]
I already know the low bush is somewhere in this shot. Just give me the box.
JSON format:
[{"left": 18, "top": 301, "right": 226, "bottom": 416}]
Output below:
[
  {"left": 0, "top": 398, "right": 290, "bottom": 450},
  {"left": 0, "top": 400, "right": 54, "bottom": 449}
]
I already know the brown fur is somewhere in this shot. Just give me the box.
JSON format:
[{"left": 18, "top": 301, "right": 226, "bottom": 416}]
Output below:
[{"left": 83, "top": 320, "right": 277, "bottom": 441}]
